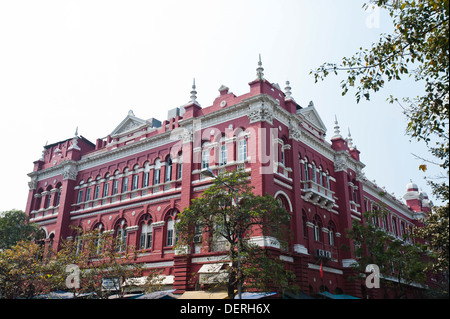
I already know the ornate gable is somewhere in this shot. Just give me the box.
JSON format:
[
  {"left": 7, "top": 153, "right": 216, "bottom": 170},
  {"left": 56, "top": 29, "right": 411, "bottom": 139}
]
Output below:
[
  {"left": 110, "top": 110, "right": 147, "bottom": 137},
  {"left": 297, "top": 101, "right": 327, "bottom": 134}
]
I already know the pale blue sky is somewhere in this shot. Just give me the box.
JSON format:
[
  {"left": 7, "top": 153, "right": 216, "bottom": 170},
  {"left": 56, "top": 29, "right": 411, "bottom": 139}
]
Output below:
[{"left": 0, "top": 0, "right": 442, "bottom": 212}]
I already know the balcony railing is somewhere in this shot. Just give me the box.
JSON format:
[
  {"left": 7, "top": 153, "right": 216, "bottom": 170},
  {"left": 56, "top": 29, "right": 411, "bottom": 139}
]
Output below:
[{"left": 301, "top": 180, "right": 335, "bottom": 211}]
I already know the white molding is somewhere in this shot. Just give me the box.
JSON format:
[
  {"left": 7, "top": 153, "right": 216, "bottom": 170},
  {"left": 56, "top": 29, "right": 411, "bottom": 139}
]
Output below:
[{"left": 308, "top": 263, "right": 343, "bottom": 275}]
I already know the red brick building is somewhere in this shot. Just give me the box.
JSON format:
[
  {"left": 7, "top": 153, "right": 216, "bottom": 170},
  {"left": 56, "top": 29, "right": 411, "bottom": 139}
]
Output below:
[{"left": 25, "top": 59, "right": 432, "bottom": 298}]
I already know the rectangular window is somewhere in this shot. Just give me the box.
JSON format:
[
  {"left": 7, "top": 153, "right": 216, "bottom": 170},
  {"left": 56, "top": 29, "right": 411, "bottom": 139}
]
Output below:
[
  {"left": 166, "top": 164, "right": 172, "bottom": 182},
  {"left": 167, "top": 229, "right": 173, "bottom": 246},
  {"left": 220, "top": 144, "right": 227, "bottom": 166},
  {"left": 103, "top": 183, "right": 109, "bottom": 197},
  {"left": 143, "top": 172, "right": 149, "bottom": 187},
  {"left": 122, "top": 177, "right": 128, "bottom": 192},
  {"left": 202, "top": 150, "right": 210, "bottom": 169},
  {"left": 86, "top": 188, "right": 91, "bottom": 201},
  {"left": 313, "top": 225, "right": 320, "bottom": 241},
  {"left": 146, "top": 232, "right": 152, "bottom": 249},
  {"left": 94, "top": 185, "right": 100, "bottom": 200},
  {"left": 154, "top": 169, "right": 160, "bottom": 185},
  {"left": 132, "top": 175, "right": 139, "bottom": 190},
  {"left": 329, "top": 231, "right": 334, "bottom": 246},
  {"left": 77, "top": 190, "right": 83, "bottom": 203},
  {"left": 238, "top": 140, "right": 247, "bottom": 162},
  {"left": 177, "top": 163, "right": 183, "bottom": 179},
  {"left": 112, "top": 180, "right": 119, "bottom": 195},
  {"left": 56, "top": 191, "right": 61, "bottom": 206}
]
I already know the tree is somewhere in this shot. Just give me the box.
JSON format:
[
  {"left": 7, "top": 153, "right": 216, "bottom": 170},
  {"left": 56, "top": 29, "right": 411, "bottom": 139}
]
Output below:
[
  {"left": 53, "top": 227, "right": 147, "bottom": 299},
  {"left": 345, "top": 209, "right": 428, "bottom": 298},
  {"left": 0, "top": 241, "right": 64, "bottom": 299},
  {"left": 176, "top": 169, "right": 296, "bottom": 299},
  {"left": 0, "top": 210, "right": 42, "bottom": 250},
  {"left": 311, "top": 0, "right": 449, "bottom": 293},
  {"left": 311, "top": 1, "right": 448, "bottom": 161}
]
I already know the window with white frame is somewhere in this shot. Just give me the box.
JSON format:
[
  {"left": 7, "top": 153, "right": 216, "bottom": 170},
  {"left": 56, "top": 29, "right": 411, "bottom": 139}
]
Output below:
[
  {"left": 237, "top": 137, "right": 247, "bottom": 162},
  {"left": 166, "top": 156, "right": 173, "bottom": 181},
  {"left": 115, "top": 221, "right": 127, "bottom": 252},
  {"left": 312, "top": 162, "right": 317, "bottom": 183},
  {"left": 77, "top": 189, "right": 84, "bottom": 203},
  {"left": 103, "top": 182, "right": 110, "bottom": 197},
  {"left": 140, "top": 222, "right": 153, "bottom": 250},
  {"left": 154, "top": 159, "right": 161, "bottom": 184},
  {"left": 219, "top": 144, "right": 227, "bottom": 166},
  {"left": 132, "top": 174, "right": 139, "bottom": 190},
  {"left": 94, "top": 185, "right": 100, "bottom": 199},
  {"left": 303, "top": 158, "right": 309, "bottom": 181},
  {"left": 166, "top": 218, "right": 174, "bottom": 246},
  {"left": 202, "top": 143, "right": 210, "bottom": 170}
]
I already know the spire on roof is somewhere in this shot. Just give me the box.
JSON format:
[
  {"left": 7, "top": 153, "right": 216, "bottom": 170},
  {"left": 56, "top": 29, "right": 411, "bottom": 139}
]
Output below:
[
  {"left": 347, "top": 128, "right": 354, "bottom": 149},
  {"left": 256, "top": 54, "right": 264, "bottom": 80},
  {"left": 190, "top": 78, "right": 198, "bottom": 104},
  {"left": 332, "top": 115, "right": 342, "bottom": 139},
  {"left": 284, "top": 81, "right": 293, "bottom": 101}
]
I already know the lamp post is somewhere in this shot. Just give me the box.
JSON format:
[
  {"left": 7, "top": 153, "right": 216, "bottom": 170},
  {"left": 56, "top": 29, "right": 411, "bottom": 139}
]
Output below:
[{"left": 201, "top": 168, "right": 242, "bottom": 300}]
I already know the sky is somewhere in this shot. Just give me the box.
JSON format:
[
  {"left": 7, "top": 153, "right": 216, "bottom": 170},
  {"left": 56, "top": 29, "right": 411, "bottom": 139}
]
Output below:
[{"left": 0, "top": 0, "right": 444, "bottom": 213}]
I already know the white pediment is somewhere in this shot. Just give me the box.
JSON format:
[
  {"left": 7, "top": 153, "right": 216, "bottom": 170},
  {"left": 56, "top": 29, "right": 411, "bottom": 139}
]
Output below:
[
  {"left": 111, "top": 110, "right": 147, "bottom": 137},
  {"left": 297, "top": 102, "right": 327, "bottom": 134}
]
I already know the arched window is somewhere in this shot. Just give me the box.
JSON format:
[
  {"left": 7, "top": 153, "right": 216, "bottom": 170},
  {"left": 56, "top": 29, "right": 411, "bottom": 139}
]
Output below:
[
  {"left": 177, "top": 152, "right": 183, "bottom": 179},
  {"left": 166, "top": 155, "right": 173, "bottom": 182},
  {"left": 312, "top": 162, "right": 317, "bottom": 183},
  {"left": 154, "top": 159, "right": 161, "bottom": 185},
  {"left": 45, "top": 187, "right": 53, "bottom": 208},
  {"left": 139, "top": 214, "right": 153, "bottom": 250},
  {"left": 122, "top": 168, "right": 129, "bottom": 192},
  {"left": 115, "top": 219, "right": 127, "bottom": 252},
  {"left": 304, "top": 158, "right": 310, "bottom": 181},
  {"left": 313, "top": 215, "right": 322, "bottom": 242},
  {"left": 93, "top": 223, "right": 104, "bottom": 254},
  {"left": 237, "top": 132, "right": 247, "bottom": 162},
  {"left": 143, "top": 162, "right": 150, "bottom": 187},
  {"left": 326, "top": 170, "right": 331, "bottom": 189},
  {"left": 166, "top": 210, "right": 178, "bottom": 246},
  {"left": 219, "top": 136, "right": 227, "bottom": 166},
  {"left": 202, "top": 143, "right": 210, "bottom": 170},
  {"left": 328, "top": 221, "right": 336, "bottom": 246}
]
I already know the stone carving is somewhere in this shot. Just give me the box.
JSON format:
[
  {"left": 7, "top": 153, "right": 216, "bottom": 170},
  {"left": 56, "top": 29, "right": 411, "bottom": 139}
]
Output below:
[{"left": 62, "top": 163, "right": 78, "bottom": 181}]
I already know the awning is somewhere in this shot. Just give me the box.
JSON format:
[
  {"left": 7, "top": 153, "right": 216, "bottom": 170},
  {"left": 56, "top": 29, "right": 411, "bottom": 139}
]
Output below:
[
  {"left": 234, "top": 292, "right": 277, "bottom": 299},
  {"left": 318, "top": 291, "right": 359, "bottom": 299},
  {"left": 198, "top": 263, "right": 228, "bottom": 284},
  {"left": 178, "top": 291, "right": 229, "bottom": 299},
  {"left": 198, "top": 263, "right": 224, "bottom": 273},
  {"left": 123, "top": 275, "right": 174, "bottom": 286},
  {"left": 283, "top": 291, "right": 315, "bottom": 299},
  {"left": 132, "top": 289, "right": 177, "bottom": 299}
]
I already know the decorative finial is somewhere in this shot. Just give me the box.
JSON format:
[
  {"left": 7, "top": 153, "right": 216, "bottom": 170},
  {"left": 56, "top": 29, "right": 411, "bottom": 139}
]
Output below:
[
  {"left": 347, "top": 128, "right": 354, "bottom": 149},
  {"left": 190, "top": 78, "right": 198, "bottom": 103},
  {"left": 128, "top": 110, "right": 135, "bottom": 116},
  {"left": 69, "top": 127, "right": 81, "bottom": 151},
  {"left": 332, "top": 115, "right": 342, "bottom": 139},
  {"left": 284, "top": 81, "right": 293, "bottom": 100},
  {"left": 256, "top": 54, "right": 264, "bottom": 80}
]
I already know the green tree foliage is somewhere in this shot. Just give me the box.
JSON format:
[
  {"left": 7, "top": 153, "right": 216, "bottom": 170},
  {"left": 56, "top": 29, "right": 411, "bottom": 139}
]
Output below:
[
  {"left": 0, "top": 210, "right": 42, "bottom": 250},
  {"left": 0, "top": 241, "right": 64, "bottom": 299},
  {"left": 311, "top": 0, "right": 449, "bottom": 294},
  {"left": 345, "top": 209, "right": 428, "bottom": 298},
  {"left": 176, "top": 169, "right": 296, "bottom": 299},
  {"left": 0, "top": 228, "right": 162, "bottom": 299}
]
